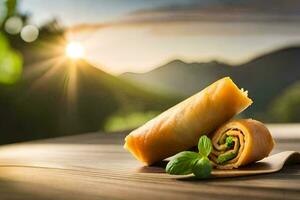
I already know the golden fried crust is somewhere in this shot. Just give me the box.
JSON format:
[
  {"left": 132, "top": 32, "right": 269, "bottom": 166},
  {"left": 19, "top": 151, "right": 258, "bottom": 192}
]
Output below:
[
  {"left": 124, "top": 77, "right": 253, "bottom": 165},
  {"left": 211, "top": 119, "right": 275, "bottom": 169}
]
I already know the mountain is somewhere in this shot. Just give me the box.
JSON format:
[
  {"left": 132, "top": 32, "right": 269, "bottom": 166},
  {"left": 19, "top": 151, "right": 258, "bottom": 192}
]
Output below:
[
  {"left": 0, "top": 59, "right": 179, "bottom": 144},
  {"left": 121, "top": 46, "right": 300, "bottom": 120},
  {"left": 122, "top": 59, "right": 231, "bottom": 95}
]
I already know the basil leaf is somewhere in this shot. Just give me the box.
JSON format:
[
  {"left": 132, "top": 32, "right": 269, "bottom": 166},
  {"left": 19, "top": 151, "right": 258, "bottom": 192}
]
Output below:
[
  {"left": 198, "top": 135, "right": 212, "bottom": 157},
  {"left": 166, "top": 151, "right": 200, "bottom": 175},
  {"left": 192, "top": 157, "right": 212, "bottom": 179}
]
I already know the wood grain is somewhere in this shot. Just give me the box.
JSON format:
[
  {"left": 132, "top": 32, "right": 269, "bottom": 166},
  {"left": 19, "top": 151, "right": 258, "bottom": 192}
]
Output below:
[{"left": 0, "top": 125, "right": 299, "bottom": 200}]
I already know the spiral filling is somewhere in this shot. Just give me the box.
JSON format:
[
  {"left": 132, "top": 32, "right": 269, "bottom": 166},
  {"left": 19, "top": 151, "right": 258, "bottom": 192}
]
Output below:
[{"left": 210, "top": 128, "right": 245, "bottom": 166}]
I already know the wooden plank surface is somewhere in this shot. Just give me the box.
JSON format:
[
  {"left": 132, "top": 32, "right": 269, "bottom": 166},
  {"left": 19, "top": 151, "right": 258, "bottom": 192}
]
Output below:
[{"left": 0, "top": 125, "right": 299, "bottom": 200}]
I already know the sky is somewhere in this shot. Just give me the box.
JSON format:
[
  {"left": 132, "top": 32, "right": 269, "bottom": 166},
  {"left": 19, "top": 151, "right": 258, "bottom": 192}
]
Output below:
[{"left": 19, "top": 0, "right": 300, "bottom": 74}]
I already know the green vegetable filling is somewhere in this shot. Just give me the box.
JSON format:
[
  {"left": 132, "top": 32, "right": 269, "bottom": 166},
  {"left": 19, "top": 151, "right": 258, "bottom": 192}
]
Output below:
[
  {"left": 216, "top": 136, "right": 239, "bottom": 164},
  {"left": 217, "top": 151, "right": 237, "bottom": 164},
  {"left": 226, "top": 136, "right": 234, "bottom": 148}
]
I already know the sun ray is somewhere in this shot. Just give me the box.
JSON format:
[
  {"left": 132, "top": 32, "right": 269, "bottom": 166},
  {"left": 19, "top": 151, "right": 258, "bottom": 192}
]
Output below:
[
  {"left": 21, "top": 36, "right": 85, "bottom": 123},
  {"left": 62, "top": 60, "right": 79, "bottom": 120},
  {"left": 28, "top": 56, "right": 67, "bottom": 92},
  {"left": 23, "top": 55, "right": 66, "bottom": 79}
]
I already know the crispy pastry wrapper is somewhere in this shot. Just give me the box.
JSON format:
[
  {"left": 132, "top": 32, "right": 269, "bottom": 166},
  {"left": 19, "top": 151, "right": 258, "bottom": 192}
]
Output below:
[
  {"left": 210, "top": 119, "right": 275, "bottom": 169},
  {"left": 124, "top": 77, "right": 253, "bottom": 165}
]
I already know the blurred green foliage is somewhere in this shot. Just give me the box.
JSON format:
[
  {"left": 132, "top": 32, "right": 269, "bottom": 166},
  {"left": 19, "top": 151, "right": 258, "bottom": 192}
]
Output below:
[
  {"left": 0, "top": 32, "right": 23, "bottom": 84},
  {"left": 0, "top": 0, "right": 17, "bottom": 25},
  {"left": 0, "top": 5, "right": 6, "bottom": 25},
  {"left": 5, "top": 0, "right": 17, "bottom": 16},
  {"left": 0, "top": 0, "right": 23, "bottom": 84},
  {"left": 104, "top": 111, "right": 159, "bottom": 132},
  {"left": 269, "top": 82, "right": 300, "bottom": 122}
]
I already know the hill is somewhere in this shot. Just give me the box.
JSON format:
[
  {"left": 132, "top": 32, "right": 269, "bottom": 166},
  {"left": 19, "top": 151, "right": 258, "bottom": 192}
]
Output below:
[
  {"left": 121, "top": 46, "right": 300, "bottom": 119},
  {"left": 122, "top": 59, "right": 230, "bottom": 95},
  {"left": 0, "top": 58, "right": 179, "bottom": 144}
]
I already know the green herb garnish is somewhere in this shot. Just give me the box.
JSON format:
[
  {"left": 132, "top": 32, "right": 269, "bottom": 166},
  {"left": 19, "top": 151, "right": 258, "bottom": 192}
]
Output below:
[
  {"left": 193, "top": 157, "right": 212, "bottom": 178},
  {"left": 198, "top": 135, "right": 212, "bottom": 157},
  {"left": 166, "top": 151, "right": 200, "bottom": 175},
  {"left": 166, "top": 135, "right": 213, "bottom": 179}
]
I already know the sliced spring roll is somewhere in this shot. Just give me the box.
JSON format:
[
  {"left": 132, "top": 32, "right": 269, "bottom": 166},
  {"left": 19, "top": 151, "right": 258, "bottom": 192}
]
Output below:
[
  {"left": 210, "top": 119, "right": 275, "bottom": 169},
  {"left": 124, "top": 77, "right": 252, "bottom": 165}
]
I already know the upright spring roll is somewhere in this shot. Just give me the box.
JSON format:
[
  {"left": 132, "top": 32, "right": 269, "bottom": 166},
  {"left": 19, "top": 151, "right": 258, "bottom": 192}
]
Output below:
[
  {"left": 124, "top": 77, "right": 252, "bottom": 165},
  {"left": 210, "top": 119, "right": 275, "bottom": 169}
]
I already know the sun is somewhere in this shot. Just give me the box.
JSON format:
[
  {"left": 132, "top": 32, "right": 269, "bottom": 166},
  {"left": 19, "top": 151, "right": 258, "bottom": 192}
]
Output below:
[{"left": 65, "top": 42, "right": 85, "bottom": 59}]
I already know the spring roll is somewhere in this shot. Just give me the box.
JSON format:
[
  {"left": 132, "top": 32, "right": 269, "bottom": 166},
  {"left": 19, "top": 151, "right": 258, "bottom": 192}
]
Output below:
[
  {"left": 124, "top": 77, "right": 252, "bottom": 165},
  {"left": 210, "top": 119, "right": 275, "bottom": 169}
]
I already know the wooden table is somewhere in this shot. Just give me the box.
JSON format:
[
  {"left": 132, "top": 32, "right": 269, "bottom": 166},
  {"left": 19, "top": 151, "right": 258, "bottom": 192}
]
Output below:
[{"left": 0, "top": 125, "right": 299, "bottom": 200}]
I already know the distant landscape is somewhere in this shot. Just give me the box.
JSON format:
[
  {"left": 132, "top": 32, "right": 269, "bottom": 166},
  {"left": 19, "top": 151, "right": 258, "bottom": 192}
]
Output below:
[
  {"left": 0, "top": 19, "right": 181, "bottom": 144},
  {"left": 2, "top": 23, "right": 300, "bottom": 144},
  {"left": 1, "top": 0, "right": 300, "bottom": 144},
  {"left": 121, "top": 47, "right": 300, "bottom": 123}
]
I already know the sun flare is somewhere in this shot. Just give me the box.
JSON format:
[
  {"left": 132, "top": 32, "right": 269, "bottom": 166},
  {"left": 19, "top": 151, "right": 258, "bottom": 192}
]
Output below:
[{"left": 66, "top": 42, "right": 85, "bottom": 59}]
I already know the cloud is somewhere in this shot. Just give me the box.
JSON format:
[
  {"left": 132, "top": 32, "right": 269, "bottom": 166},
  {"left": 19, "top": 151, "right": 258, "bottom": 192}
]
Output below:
[
  {"left": 69, "top": 0, "right": 300, "bottom": 33},
  {"left": 127, "top": 0, "right": 300, "bottom": 22}
]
